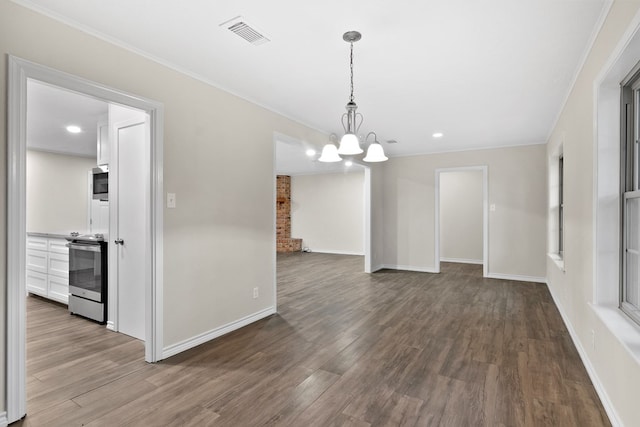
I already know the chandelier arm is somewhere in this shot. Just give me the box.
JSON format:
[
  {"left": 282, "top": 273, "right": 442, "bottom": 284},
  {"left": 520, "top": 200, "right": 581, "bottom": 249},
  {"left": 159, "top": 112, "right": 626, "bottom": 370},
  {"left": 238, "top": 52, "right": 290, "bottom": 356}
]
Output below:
[
  {"left": 366, "top": 131, "right": 377, "bottom": 143},
  {"left": 355, "top": 113, "right": 363, "bottom": 134},
  {"left": 341, "top": 112, "right": 349, "bottom": 133}
]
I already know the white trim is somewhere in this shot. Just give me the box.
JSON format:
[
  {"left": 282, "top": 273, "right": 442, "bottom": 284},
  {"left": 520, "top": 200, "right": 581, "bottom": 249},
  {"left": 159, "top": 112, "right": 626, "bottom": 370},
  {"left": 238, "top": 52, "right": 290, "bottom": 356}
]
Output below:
[
  {"left": 434, "top": 171, "right": 441, "bottom": 274},
  {"left": 371, "top": 264, "right": 385, "bottom": 273},
  {"left": 0, "top": 411, "right": 8, "bottom": 427},
  {"left": 364, "top": 167, "right": 372, "bottom": 273},
  {"left": 435, "top": 166, "right": 489, "bottom": 277},
  {"left": 484, "top": 273, "right": 547, "bottom": 284},
  {"left": 547, "top": 252, "right": 566, "bottom": 272},
  {"left": 106, "top": 320, "right": 115, "bottom": 331},
  {"left": 272, "top": 139, "right": 278, "bottom": 313},
  {"left": 162, "top": 307, "right": 277, "bottom": 359},
  {"left": 547, "top": 290, "right": 623, "bottom": 426},
  {"left": 7, "top": 54, "right": 28, "bottom": 422},
  {"left": 378, "top": 264, "right": 439, "bottom": 274},
  {"left": 6, "top": 56, "right": 165, "bottom": 423},
  {"left": 306, "top": 249, "right": 365, "bottom": 256},
  {"left": 439, "top": 257, "right": 483, "bottom": 265}
]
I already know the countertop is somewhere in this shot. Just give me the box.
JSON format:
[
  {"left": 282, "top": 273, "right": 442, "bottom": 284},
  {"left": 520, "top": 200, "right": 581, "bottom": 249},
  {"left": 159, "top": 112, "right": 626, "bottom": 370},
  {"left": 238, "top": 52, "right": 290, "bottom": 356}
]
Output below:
[{"left": 27, "top": 231, "right": 85, "bottom": 240}]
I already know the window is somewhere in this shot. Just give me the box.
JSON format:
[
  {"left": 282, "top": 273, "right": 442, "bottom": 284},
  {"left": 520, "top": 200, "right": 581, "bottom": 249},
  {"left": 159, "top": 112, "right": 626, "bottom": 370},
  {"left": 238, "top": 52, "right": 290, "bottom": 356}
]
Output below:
[
  {"left": 548, "top": 146, "right": 564, "bottom": 269},
  {"left": 621, "top": 74, "right": 640, "bottom": 325},
  {"left": 558, "top": 155, "right": 564, "bottom": 258}
]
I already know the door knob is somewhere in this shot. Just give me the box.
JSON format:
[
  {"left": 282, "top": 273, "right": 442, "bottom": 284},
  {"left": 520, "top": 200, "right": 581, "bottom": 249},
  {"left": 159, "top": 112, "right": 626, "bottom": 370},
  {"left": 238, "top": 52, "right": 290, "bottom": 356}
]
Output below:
[{"left": 114, "top": 239, "right": 124, "bottom": 245}]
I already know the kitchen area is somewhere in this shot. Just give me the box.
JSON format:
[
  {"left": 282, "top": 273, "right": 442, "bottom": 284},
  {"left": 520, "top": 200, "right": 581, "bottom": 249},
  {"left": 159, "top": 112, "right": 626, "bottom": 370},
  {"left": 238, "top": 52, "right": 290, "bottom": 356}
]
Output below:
[
  {"left": 25, "top": 78, "right": 146, "bottom": 337},
  {"left": 25, "top": 79, "right": 110, "bottom": 323}
]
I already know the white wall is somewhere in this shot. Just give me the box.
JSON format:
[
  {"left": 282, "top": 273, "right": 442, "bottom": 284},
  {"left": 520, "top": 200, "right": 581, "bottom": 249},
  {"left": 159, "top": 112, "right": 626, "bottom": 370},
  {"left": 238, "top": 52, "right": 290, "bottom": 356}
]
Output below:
[
  {"left": 439, "top": 170, "right": 483, "bottom": 263},
  {"left": 291, "top": 171, "right": 364, "bottom": 255},
  {"left": 26, "top": 150, "right": 95, "bottom": 232},
  {"left": 546, "top": 2, "right": 640, "bottom": 426},
  {"left": 381, "top": 144, "right": 547, "bottom": 279}
]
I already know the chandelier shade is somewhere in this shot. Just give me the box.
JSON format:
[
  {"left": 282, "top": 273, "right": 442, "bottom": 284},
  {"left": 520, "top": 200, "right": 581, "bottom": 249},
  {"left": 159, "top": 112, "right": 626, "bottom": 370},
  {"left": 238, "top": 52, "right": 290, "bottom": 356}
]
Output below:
[
  {"left": 318, "top": 143, "right": 342, "bottom": 162},
  {"left": 338, "top": 133, "right": 363, "bottom": 155},
  {"left": 363, "top": 142, "right": 388, "bottom": 162},
  {"left": 363, "top": 132, "right": 388, "bottom": 162}
]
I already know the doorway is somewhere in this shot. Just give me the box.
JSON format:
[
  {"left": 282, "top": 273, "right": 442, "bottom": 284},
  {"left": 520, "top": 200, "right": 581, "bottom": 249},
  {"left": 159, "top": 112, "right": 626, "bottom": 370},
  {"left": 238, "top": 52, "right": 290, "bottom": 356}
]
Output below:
[
  {"left": 273, "top": 133, "right": 372, "bottom": 270},
  {"left": 7, "top": 56, "right": 164, "bottom": 423},
  {"left": 434, "top": 166, "right": 488, "bottom": 275}
]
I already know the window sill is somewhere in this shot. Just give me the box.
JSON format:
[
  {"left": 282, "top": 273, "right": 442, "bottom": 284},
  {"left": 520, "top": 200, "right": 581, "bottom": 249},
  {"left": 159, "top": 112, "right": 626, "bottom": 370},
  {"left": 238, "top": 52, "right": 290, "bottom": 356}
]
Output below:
[
  {"left": 591, "top": 304, "right": 640, "bottom": 367},
  {"left": 548, "top": 253, "right": 565, "bottom": 272}
]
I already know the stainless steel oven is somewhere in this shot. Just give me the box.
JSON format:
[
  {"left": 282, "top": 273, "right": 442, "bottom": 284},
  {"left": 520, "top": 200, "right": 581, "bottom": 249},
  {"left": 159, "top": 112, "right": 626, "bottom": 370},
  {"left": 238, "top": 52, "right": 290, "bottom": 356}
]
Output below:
[{"left": 66, "top": 233, "right": 108, "bottom": 323}]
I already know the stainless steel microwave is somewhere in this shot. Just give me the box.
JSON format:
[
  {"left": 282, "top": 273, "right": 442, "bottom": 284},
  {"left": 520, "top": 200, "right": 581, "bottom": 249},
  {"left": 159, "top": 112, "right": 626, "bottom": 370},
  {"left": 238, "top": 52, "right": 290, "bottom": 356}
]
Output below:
[{"left": 92, "top": 167, "right": 108, "bottom": 201}]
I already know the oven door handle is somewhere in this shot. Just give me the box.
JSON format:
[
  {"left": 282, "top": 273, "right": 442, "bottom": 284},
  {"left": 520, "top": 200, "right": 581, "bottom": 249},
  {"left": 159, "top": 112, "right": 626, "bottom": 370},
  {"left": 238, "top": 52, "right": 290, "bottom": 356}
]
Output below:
[{"left": 66, "top": 243, "right": 101, "bottom": 252}]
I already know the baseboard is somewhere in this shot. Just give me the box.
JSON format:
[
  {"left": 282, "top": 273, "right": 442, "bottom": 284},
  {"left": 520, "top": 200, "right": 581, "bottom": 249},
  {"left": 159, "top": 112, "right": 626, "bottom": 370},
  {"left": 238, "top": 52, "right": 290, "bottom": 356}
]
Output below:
[
  {"left": 485, "top": 272, "right": 547, "bottom": 284},
  {"left": 162, "top": 307, "right": 276, "bottom": 359},
  {"left": 307, "top": 249, "right": 364, "bottom": 256},
  {"left": 546, "top": 286, "right": 621, "bottom": 426},
  {"left": 106, "top": 320, "right": 115, "bottom": 331},
  {"left": 378, "top": 264, "right": 439, "bottom": 273},
  {"left": 0, "top": 411, "right": 8, "bottom": 427},
  {"left": 440, "top": 257, "right": 483, "bottom": 265}
]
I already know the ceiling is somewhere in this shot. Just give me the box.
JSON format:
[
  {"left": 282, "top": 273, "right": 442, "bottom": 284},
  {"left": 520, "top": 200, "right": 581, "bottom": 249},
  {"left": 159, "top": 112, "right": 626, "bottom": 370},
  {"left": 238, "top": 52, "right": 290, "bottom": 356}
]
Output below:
[
  {"left": 16, "top": 0, "right": 608, "bottom": 160},
  {"left": 27, "top": 79, "right": 108, "bottom": 158}
]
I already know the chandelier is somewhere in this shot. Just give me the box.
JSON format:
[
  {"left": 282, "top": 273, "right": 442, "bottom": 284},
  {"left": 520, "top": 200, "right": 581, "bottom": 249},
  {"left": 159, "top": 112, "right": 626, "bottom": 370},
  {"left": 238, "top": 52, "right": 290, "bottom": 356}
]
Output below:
[{"left": 319, "top": 31, "right": 388, "bottom": 163}]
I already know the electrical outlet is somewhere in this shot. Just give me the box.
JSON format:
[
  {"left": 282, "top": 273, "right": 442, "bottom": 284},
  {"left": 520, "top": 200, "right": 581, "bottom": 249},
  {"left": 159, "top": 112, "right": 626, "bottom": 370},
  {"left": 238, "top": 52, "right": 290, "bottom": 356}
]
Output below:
[{"left": 253, "top": 287, "right": 259, "bottom": 299}]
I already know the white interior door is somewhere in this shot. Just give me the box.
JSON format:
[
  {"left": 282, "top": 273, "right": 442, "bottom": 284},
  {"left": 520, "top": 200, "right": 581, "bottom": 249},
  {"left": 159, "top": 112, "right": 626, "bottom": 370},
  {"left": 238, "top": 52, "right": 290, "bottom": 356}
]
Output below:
[{"left": 111, "top": 112, "right": 148, "bottom": 341}]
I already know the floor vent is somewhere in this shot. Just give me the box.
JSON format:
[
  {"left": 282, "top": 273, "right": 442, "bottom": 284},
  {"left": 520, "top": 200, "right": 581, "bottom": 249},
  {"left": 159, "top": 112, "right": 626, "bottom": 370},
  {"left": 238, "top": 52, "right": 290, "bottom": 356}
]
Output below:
[{"left": 220, "top": 16, "right": 270, "bottom": 45}]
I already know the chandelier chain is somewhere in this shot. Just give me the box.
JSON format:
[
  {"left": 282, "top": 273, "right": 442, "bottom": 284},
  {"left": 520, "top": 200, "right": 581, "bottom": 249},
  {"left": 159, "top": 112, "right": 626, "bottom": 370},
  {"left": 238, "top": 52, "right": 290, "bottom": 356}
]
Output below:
[{"left": 349, "top": 42, "right": 354, "bottom": 103}]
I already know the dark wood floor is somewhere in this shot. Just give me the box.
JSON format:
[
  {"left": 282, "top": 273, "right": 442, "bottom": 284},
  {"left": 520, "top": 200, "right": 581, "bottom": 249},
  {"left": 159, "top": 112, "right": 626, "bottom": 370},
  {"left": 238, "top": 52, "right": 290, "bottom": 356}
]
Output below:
[{"left": 16, "top": 253, "right": 609, "bottom": 426}]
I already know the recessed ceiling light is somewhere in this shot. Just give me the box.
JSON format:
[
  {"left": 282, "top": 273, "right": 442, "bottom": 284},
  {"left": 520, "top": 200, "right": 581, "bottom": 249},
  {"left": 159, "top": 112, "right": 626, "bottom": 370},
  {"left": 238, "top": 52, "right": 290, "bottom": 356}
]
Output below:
[
  {"left": 345, "top": 160, "right": 353, "bottom": 167},
  {"left": 305, "top": 149, "right": 316, "bottom": 157},
  {"left": 66, "top": 125, "right": 82, "bottom": 134},
  {"left": 432, "top": 132, "right": 444, "bottom": 138}
]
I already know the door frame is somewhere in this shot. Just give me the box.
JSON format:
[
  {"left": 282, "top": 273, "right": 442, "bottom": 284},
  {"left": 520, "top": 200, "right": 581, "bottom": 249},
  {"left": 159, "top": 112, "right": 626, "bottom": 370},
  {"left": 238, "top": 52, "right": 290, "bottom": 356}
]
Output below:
[
  {"left": 434, "top": 166, "right": 489, "bottom": 275},
  {"left": 7, "top": 56, "right": 165, "bottom": 423}
]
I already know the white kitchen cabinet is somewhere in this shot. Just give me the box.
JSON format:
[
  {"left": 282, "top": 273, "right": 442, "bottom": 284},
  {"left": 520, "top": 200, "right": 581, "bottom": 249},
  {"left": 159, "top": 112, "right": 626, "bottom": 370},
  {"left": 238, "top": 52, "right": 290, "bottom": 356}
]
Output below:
[
  {"left": 26, "top": 235, "right": 69, "bottom": 304},
  {"left": 26, "top": 270, "right": 47, "bottom": 296},
  {"left": 97, "top": 118, "right": 109, "bottom": 166}
]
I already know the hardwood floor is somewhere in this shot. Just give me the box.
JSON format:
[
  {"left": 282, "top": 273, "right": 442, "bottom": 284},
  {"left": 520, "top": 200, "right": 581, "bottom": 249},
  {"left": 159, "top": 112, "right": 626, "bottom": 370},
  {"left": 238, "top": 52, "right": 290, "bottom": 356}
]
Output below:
[{"left": 15, "top": 253, "right": 609, "bottom": 426}]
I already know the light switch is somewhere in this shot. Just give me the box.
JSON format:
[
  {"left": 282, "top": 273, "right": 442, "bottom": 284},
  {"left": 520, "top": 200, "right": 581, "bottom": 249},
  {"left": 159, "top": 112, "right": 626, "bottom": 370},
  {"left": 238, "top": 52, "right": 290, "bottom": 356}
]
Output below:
[
  {"left": 167, "top": 193, "right": 176, "bottom": 208},
  {"left": 490, "top": 204, "right": 496, "bottom": 212}
]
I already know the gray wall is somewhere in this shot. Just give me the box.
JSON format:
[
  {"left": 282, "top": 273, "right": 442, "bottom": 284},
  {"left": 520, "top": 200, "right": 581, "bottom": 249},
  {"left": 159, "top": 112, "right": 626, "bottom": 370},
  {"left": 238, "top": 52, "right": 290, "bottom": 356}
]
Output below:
[
  {"left": 26, "top": 150, "right": 95, "bottom": 233},
  {"left": 291, "top": 171, "right": 364, "bottom": 255},
  {"left": 380, "top": 144, "right": 547, "bottom": 280}
]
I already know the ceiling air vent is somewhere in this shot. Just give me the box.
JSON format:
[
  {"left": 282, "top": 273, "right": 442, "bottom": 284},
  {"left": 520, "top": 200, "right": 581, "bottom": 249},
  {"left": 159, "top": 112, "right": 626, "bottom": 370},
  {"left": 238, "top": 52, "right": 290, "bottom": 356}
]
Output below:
[{"left": 220, "top": 16, "right": 270, "bottom": 46}]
